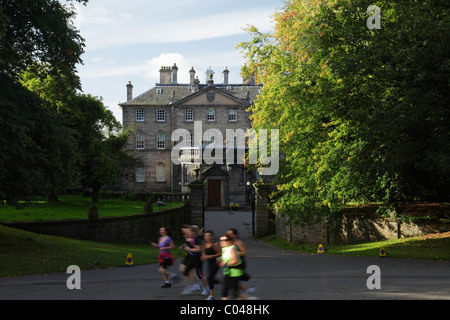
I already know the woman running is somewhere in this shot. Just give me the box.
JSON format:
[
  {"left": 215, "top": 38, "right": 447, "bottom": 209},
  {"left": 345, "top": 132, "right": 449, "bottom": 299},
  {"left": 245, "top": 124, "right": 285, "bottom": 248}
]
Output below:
[
  {"left": 181, "top": 226, "right": 208, "bottom": 295},
  {"left": 201, "top": 230, "right": 221, "bottom": 300},
  {"left": 227, "top": 228, "right": 256, "bottom": 297},
  {"left": 219, "top": 234, "right": 243, "bottom": 300},
  {"left": 151, "top": 226, "right": 175, "bottom": 288}
]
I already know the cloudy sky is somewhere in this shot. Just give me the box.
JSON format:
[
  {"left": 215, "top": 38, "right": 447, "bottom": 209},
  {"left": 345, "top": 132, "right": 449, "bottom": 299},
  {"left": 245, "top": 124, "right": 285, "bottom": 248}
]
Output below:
[{"left": 73, "top": 0, "right": 281, "bottom": 122}]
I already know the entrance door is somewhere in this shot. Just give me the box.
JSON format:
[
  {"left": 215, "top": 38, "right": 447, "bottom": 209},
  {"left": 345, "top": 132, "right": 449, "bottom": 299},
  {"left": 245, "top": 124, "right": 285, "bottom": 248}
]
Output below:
[{"left": 207, "top": 180, "right": 221, "bottom": 207}]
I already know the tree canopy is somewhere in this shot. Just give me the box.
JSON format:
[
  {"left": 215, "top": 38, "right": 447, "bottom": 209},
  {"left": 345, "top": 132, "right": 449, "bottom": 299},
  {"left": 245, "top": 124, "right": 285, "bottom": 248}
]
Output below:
[{"left": 238, "top": 0, "right": 450, "bottom": 224}]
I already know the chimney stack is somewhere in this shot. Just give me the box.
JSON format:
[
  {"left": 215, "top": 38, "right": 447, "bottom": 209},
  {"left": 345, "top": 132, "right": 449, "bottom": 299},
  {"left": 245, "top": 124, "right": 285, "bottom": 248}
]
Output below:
[
  {"left": 222, "top": 67, "right": 229, "bottom": 85},
  {"left": 159, "top": 66, "right": 172, "bottom": 84},
  {"left": 126, "top": 81, "right": 133, "bottom": 101},
  {"left": 171, "top": 63, "right": 178, "bottom": 84},
  {"left": 194, "top": 76, "right": 200, "bottom": 92}
]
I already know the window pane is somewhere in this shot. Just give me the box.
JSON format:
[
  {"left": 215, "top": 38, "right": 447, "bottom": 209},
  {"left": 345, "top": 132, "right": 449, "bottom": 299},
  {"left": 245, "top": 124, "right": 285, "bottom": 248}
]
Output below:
[
  {"left": 136, "top": 168, "right": 145, "bottom": 182},
  {"left": 185, "top": 109, "right": 193, "bottom": 121},
  {"left": 157, "top": 165, "right": 166, "bottom": 181},
  {"left": 183, "top": 164, "right": 188, "bottom": 185},
  {"left": 206, "top": 132, "right": 215, "bottom": 144},
  {"left": 157, "top": 110, "right": 165, "bottom": 121},
  {"left": 136, "top": 133, "right": 145, "bottom": 149},
  {"left": 136, "top": 109, "right": 144, "bottom": 121},
  {"left": 228, "top": 109, "right": 237, "bottom": 121},
  {"left": 157, "top": 133, "right": 165, "bottom": 149},
  {"left": 207, "top": 109, "right": 215, "bottom": 121},
  {"left": 186, "top": 132, "right": 193, "bottom": 147}
]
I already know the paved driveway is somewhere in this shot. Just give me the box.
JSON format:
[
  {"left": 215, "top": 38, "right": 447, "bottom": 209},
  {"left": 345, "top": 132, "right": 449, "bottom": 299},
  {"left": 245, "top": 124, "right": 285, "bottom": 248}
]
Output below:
[{"left": 0, "top": 210, "right": 449, "bottom": 300}]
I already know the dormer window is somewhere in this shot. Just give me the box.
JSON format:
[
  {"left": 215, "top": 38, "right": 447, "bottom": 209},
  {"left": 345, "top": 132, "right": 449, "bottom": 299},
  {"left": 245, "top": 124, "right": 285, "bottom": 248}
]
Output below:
[{"left": 156, "top": 88, "right": 163, "bottom": 94}]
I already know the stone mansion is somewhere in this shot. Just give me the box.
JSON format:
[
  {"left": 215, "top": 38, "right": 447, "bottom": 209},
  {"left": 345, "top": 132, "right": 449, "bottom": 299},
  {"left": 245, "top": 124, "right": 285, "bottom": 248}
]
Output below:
[{"left": 119, "top": 64, "right": 262, "bottom": 208}]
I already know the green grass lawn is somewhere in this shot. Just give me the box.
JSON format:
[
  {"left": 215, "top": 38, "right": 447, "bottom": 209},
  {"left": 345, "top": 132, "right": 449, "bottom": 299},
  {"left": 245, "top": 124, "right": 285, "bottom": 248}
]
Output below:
[
  {"left": 0, "top": 195, "right": 186, "bottom": 277},
  {"left": 0, "top": 224, "right": 185, "bottom": 277},
  {"left": 261, "top": 233, "right": 450, "bottom": 261},
  {"left": 0, "top": 195, "right": 181, "bottom": 222}
]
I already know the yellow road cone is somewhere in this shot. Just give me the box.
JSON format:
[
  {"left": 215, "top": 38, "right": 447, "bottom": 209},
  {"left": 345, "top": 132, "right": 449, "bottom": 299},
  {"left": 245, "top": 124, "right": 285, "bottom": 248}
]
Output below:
[
  {"left": 317, "top": 244, "right": 324, "bottom": 254},
  {"left": 126, "top": 253, "right": 134, "bottom": 266}
]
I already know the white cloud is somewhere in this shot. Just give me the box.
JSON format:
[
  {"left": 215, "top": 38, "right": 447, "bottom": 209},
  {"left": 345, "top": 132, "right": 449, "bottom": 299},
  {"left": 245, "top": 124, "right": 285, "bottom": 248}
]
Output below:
[
  {"left": 79, "top": 51, "right": 246, "bottom": 86},
  {"left": 145, "top": 53, "right": 186, "bottom": 79}
]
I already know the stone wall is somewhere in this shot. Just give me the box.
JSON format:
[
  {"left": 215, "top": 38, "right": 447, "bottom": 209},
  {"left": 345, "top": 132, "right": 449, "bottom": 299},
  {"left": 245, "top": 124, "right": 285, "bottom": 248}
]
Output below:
[
  {"left": 3, "top": 205, "right": 188, "bottom": 243},
  {"left": 275, "top": 212, "right": 450, "bottom": 244}
]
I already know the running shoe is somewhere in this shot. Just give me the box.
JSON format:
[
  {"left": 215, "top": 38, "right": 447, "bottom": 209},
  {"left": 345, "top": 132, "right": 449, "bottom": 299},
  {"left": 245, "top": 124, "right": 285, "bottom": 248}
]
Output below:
[
  {"left": 169, "top": 273, "right": 179, "bottom": 281},
  {"left": 201, "top": 287, "right": 210, "bottom": 296},
  {"left": 246, "top": 287, "right": 257, "bottom": 295},
  {"left": 180, "top": 287, "right": 194, "bottom": 295}
]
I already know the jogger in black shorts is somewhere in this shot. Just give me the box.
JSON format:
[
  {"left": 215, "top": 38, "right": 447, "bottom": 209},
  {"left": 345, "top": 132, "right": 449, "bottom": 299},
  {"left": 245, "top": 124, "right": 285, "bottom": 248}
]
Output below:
[
  {"left": 180, "top": 226, "right": 208, "bottom": 295},
  {"left": 201, "top": 230, "right": 221, "bottom": 300}
]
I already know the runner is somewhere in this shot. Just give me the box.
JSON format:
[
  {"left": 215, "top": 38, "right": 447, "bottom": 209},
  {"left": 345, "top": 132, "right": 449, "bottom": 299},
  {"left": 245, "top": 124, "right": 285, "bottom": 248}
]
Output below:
[
  {"left": 166, "top": 224, "right": 192, "bottom": 288},
  {"left": 150, "top": 226, "right": 175, "bottom": 288},
  {"left": 227, "top": 228, "right": 256, "bottom": 297},
  {"left": 180, "top": 225, "right": 208, "bottom": 295},
  {"left": 201, "top": 230, "right": 221, "bottom": 300},
  {"left": 178, "top": 224, "right": 191, "bottom": 276},
  {"left": 219, "top": 234, "right": 243, "bottom": 300}
]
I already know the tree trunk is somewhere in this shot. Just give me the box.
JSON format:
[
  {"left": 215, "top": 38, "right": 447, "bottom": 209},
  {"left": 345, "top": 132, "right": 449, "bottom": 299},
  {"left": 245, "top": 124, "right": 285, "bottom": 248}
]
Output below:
[
  {"left": 48, "top": 191, "right": 59, "bottom": 204},
  {"left": 92, "top": 182, "right": 102, "bottom": 203}
]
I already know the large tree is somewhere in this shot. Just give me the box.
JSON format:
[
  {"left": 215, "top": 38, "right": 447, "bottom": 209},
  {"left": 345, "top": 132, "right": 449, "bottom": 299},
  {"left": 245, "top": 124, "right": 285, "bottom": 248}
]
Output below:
[
  {"left": 0, "top": 0, "right": 87, "bottom": 205},
  {"left": 0, "top": 73, "right": 73, "bottom": 205},
  {"left": 0, "top": 0, "right": 87, "bottom": 88},
  {"left": 239, "top": 0, "right": 450, "bottom": 223},
  {"left": 19, "top": 67, "right": 79, "bottom": 203},
  {"left": 71, "top": 94, "right": 130, "bottom": 203}
]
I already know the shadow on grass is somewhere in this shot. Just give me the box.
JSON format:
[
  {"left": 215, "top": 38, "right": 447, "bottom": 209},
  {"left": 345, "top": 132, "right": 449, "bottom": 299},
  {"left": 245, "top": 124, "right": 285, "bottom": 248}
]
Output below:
[
  {"left": 261, "top": 234, "right": 450, "bottom": 261},
  {"left": 0, "top": 225, "right": 185, "bottom": 277}
]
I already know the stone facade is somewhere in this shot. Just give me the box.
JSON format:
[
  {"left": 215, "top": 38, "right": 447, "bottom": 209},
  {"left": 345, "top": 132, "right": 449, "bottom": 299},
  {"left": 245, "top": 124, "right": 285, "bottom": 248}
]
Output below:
[{"left": 119, "top": 64, "right": 262, "bottom": 208}]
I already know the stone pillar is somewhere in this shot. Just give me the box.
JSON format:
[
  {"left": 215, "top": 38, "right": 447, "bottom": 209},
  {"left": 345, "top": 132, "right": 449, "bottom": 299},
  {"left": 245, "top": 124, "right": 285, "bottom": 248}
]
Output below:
[
  {"left": 253, "top": 181, "right": 272, "bottom": 237},
  {"left": 188, "top": 173, "right": 205, "bottom": 229}
]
